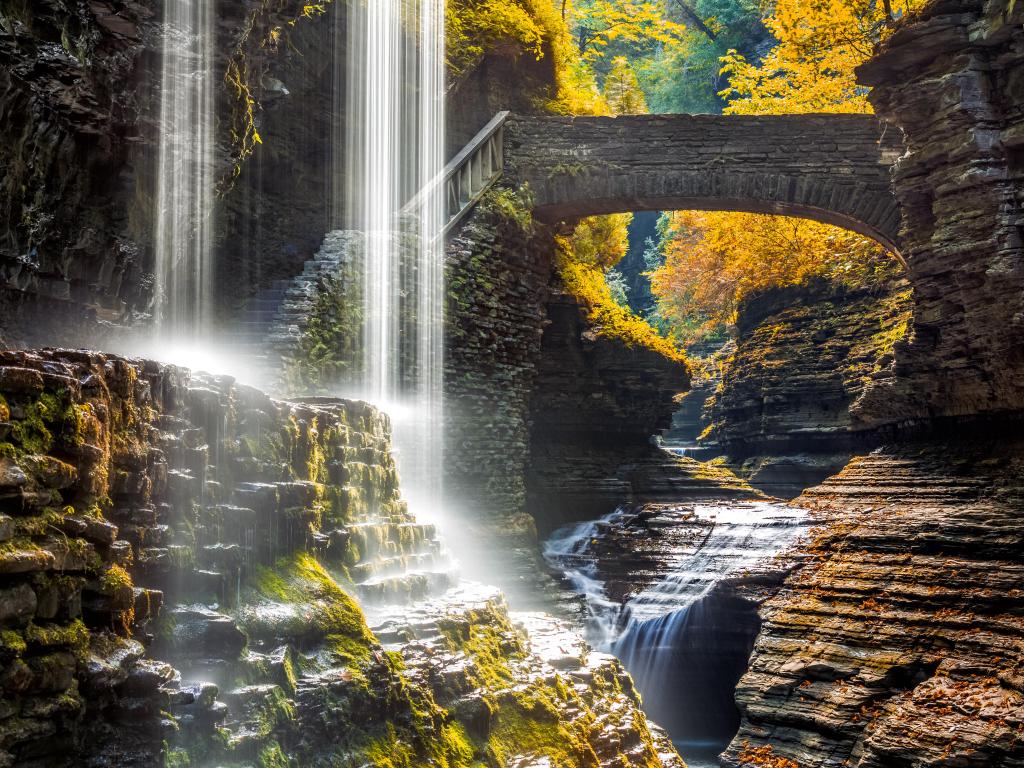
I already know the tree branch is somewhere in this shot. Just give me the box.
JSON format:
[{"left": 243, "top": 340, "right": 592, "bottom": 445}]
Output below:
[{"left": 672, "top": 0, "right": 717, "bottom": 41}]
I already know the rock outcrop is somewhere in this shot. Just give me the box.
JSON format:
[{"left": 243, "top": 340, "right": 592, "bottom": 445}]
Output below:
[
  {"left": 725, "top": 443, "right": 1024, "bottom": 767},
  {"left": 687, "top": 278, "right": 910, "bottom": 498},
  {"left": 525, "top": 289, "right": 696, "bottom": 532},
  {"left": 710, "top": 279, "right": 911, "bottom": 458},
  {"left": 0, "top": 0, "right": 157, "bottom": 343},
  {"left": 851, "top": 0, "right": 1024, "bottom": 426},
  {"left": 0, "top": 349, "right": 678, "bottom": 767}
]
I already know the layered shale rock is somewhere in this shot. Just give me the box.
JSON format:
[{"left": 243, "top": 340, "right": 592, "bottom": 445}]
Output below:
[
  {"left": 852, "top": 0, "right": 1024, "bottom": 425},
  {"left": 0, "top": 348, "right": 676, "bottom": 767},
  {"left": 0, "top": 0, "right": 350, "bottom": 343},
  {"left": 705, "top": 278, "right": 912, "bottom": 497},
  {"left": 711, "top": 279, "right": 911, "bottom": 457},
  {"left": 526, "top": 289, "right": 693, "bottom": 532},
  {"left": 724, "top": 444, "right": 1024, "bottom": 767},
  {"left": 0, "top": 0, "right": 157, "bottom": 342}
]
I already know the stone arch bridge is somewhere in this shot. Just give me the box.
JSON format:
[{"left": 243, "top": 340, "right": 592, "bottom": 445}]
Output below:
[{"left": 500, "top": 114, "right": 904, "bottom": 252}]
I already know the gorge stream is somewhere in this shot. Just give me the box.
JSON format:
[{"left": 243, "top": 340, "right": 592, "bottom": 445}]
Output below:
[{"left": 544, "top": 502, "right": 811, "bottom": 766}]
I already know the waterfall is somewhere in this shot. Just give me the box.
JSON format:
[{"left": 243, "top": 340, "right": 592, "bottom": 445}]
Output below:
[
  {"left": 154, "top": 0, "right": 216, "bottom": 339},
  {"left": 343, "top": 0, "right": 446, "bottom": 526},
  {"left": 544, "top": 501, "right": 809, "bottom": 755}
]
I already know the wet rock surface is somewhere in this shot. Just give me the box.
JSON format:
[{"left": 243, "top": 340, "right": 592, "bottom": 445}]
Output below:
[
  {"left": 724, "top": 443, "right": 1024, "bottom": 767},
  {"left": 0, "top": 348, "right": 679, "bottom": 767},
  {"left": 375, "top": 586, "right": 684, "bottom": 768}
]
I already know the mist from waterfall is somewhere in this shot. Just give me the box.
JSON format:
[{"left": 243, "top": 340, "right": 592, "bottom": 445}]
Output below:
[
  {"left": 154, "top": 0, "right": 216, "bottom": 340},
  {"left": 342, "top": 0, "right": 447, "bottom": 535}
]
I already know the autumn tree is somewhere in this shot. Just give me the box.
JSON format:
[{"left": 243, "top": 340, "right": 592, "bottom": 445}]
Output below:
[
  {"left": 603, "top": 56, "right": 648, "bottom": 114},
  {"left": 567, "top": 0, "right": 688, "bottom": 62},
  {"left": 649, "top": 211, "right": 895, "bottom": 342},
  {"left": 648, "top": 0, "right": 915, "bottom": 344},
  {"left": 719, "top": 0, "right": 920, "bottom": 114}
]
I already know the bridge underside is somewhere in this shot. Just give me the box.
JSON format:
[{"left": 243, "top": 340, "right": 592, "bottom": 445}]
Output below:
[{"left": 505, "top": 114, "right": 904, "bottom": 253}]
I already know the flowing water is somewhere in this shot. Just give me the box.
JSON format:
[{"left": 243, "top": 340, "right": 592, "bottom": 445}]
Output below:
[
  {"left": 544, "top": 501, "right": 810, "bottom": 763},
  {"left": 342, "top": 0, "right": 447, "bottom": 530},
  {"left": 154, "top": 0, "right": 215, "bottom": 340}
]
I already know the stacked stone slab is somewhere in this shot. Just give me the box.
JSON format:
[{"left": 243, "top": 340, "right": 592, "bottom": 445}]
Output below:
[
  {"left": 0, "top": 349, "right": 456, "bottom": 765},
  {"left": 852, "top": 0, "right": 1024, "bottom": 426},
  {"left": 505, "top": 113, "right": 904, "bottom": 252},
  {"left": 723, "top": 444, "right": 1024, "bottom": 767}
]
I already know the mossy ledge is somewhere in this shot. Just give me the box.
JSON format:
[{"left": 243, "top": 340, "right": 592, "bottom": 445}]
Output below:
[{"left": 0, "top": 349, "right": 678, "bottom": 768}]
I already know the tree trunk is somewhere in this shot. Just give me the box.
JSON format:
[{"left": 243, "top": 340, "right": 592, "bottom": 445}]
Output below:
[{"left": 673, "top": 0, "right": 718, "bottom": 41}]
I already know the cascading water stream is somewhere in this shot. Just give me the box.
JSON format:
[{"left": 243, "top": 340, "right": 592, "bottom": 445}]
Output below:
[
  {"left": 154, "top": 0, "right": 216, "bottom": 341},
  {"left": 341, "top": 0, "right": 448, "bottom": 549},
  {"left": 545, "top": 501, "right": 810, "bottom": 760}
]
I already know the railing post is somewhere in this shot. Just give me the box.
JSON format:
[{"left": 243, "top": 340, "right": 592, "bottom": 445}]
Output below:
[{"left": 400, "top": 111, "right": 511, "bottom": 240}]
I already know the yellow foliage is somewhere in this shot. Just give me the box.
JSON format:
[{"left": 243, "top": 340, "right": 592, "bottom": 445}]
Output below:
[
  {"left": 719, "top": 0, "right": 923, "bottom": 115},
  {"left": 447, "top": 0, "right": 609, "bottom": 114},
  {"left": 566, "top": 0, "right": 689, "bottom": 62},
  {"left": 446, "top": 0, "right": 547, "bottom": 76},
  {"left": 557, "top": 225, "right": 689, "bottom": 367},
  {"left": 650, "top": 211, "right": 895, "bottom": 343},
  {"left": 568, "top": 213, "right": 633, "bottom": 269},
  {"left": 604, "top": 56, "right": 648, "bottom": 115},
  {"left": 651, "top": 0, "right": 915, "bottom": 343}
]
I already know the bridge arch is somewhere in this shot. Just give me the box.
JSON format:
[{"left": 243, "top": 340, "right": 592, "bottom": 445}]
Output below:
[{"left": 503, "top": 114, "right": 904, "bottom": 254}]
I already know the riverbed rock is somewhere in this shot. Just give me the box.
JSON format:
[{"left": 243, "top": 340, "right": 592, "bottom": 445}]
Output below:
[{"left": 723, "top": 442, "right": 1024, "bottom": 767}]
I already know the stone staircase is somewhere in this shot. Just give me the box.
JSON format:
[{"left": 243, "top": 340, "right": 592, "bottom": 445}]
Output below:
[
  {"left": 230, "top": 278, "right": 292, "bottom": 391},
  {"left": 229, "top": 112, "right": 512, "bottom": 395},
  {"left": 231, "top": 231, "right": 364, "bottom": 395}
]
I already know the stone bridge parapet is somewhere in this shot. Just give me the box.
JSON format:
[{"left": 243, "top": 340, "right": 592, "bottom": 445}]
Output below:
[{"left": 504, "top": 113, "right": 904, "bottom": 251}]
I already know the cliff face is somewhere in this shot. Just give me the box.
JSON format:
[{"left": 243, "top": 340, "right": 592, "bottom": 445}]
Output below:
[
  {"left": 527, "top": 290, "right": 723, "bottom": 531},
  {"left": 710, "top": 279, "right": 912, "bottom": 458},
  {"left": 0, "top": 1, "right": 357, "bottom": 343},
  {"left": 852, "top": 0, "right": 1024, "bottom": 426},
  {"left": 0, "top": 349, "right": 678, "bottom": 767},
  {"left": 724, "top": 443, "right": 1024, "bottom": 768},
  {"left": 0, "top": 0, "right": 157, "bottom": 344},
  {"left": 444, "top": 199, "right": 554, "bottom": 539}
]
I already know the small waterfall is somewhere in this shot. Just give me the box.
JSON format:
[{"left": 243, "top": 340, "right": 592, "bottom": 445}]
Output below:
[
  {"left": 544, "top": 501, "right": 809, "bottom": 756},
  {"left": 342, "top": 0, "right": 446, "bottom": 528},
  {"left": 154, "top": 0, "right": 216, "bottom": 339}
]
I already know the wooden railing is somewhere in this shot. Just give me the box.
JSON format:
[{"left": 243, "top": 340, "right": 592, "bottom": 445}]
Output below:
[{"left": 401, "top": 111, "right": 509, "bottom": 239}]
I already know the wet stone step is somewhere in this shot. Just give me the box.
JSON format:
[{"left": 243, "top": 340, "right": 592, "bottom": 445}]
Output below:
[
  {"left": 350, "top": 551, "right": 441, "bottom": 581},
  {"left": 356, "top": 570, "right": 455, "bottom": 605}
]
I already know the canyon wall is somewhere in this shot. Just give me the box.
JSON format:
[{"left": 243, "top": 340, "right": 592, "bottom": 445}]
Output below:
[
  {"left": 0, "top": 0, "right": 157, "bottom": 345},
  {"left": 711, "top": 279, "right": 911, "bottom": 457},
  {"left": 0, "top": 1, "right": 370, "bottom": 339},
  {"left": 526, "top": 290, "right": 708, "bottom": 532},
  {"left": 0, "top": 349, "right": 677, "bottom": 767},
  {"left": 724, "top": 4, "right": 1024, "bottom": 765},
  {"left": 725, "top": 443, "right": 1024, "bottom": 767},
  {"left": 852, "top": 0, "right": 1024, "bottom": 426},
  {"left": 706, "top": 278, "right": 912, "bottom": 497}
]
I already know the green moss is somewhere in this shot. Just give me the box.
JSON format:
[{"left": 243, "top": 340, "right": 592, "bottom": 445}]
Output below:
[
  {"left": 258, "top": 743, "right": 291, "bottom": 768},
  {"left": 1, "top": 629, "right": 26, "bottom": 656},
  {"left": 100, "top": 563, "right": 133, "bottom": 593},
  {"left": 164, "top": 747, "right": 192, "bottom": 768},
  {"left": 246, "top": 552, "right": 374, "bottom": 664},
  {"left": 15, "top": 507, "right": 64, "bottom": 538},
  {"left": 24, "top": 619, "right": 89, "bottom": 655},
  {"left": 438, "top": 618, "right": 517, "bottom": 692},
  {"left": 9, "top": 392, "right": 61, "bottom": 454},
  {"left": 254, "top": 686, "right": 296, "bottom": 738}
]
